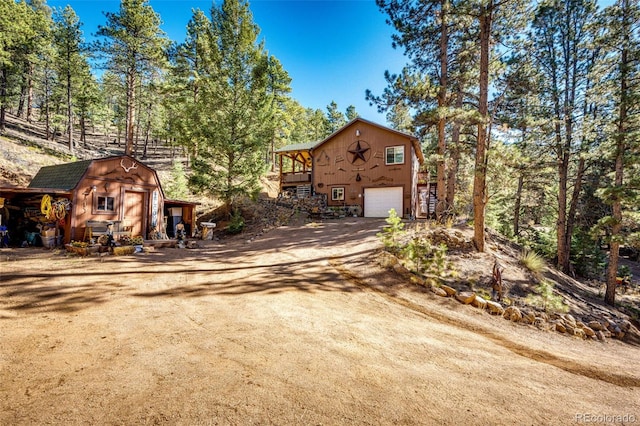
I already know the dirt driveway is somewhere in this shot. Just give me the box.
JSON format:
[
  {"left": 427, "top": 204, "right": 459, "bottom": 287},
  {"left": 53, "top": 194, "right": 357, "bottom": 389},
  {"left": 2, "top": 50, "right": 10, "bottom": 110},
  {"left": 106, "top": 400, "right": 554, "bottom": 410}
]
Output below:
[{"left": 1, "top": 219, "right": 639, "bottom": 425}]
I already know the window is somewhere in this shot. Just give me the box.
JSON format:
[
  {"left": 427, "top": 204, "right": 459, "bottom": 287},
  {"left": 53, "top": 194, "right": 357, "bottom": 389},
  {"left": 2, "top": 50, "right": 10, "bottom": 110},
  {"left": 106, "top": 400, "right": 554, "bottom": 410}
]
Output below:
[
  {"left": 97, "top": 195, "right": 115, "bottom": 212},
  {"left": 331, "top": 187, "right": 345, "bottom": 201},
  {"left": 385, "top": 146, "right": 405, "bottom": 165}
]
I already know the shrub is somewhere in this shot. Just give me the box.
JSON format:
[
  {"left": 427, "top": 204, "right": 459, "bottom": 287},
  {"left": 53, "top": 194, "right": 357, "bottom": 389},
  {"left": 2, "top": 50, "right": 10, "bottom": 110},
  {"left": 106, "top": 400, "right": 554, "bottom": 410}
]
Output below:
[
  {"left": 570, "top": 228, "right": 607, "bottom": 279},
  {"left": 377, "top": 208, "right": 405, "bottom": 253},
  {"left": 524, "top": 280, "right": 568, "bottom": 313},
  {"left": 402, "top": 236, "right": 451, "bottom": 278},
  {"left": 227, "top": 209, "right": 245, "bottom": 234},
  {"left": 520, "top": 249, "right": 546, "bottom": 275}
]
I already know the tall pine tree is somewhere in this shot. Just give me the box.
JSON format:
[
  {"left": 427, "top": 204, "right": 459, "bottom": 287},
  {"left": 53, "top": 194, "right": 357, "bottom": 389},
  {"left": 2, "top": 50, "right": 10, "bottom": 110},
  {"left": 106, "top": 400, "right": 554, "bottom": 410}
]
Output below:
[
  {"left": 95, "top": 0, "right": 169, "bottom": 156},
  {"left": 184, "top": 0, "right": 291, "bottom": 207}
]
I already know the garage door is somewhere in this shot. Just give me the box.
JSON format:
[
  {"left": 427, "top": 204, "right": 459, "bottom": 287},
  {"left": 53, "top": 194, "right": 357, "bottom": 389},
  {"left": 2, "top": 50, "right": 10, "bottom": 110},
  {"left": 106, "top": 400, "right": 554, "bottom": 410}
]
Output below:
[{"left": 364, "top": 187, "right": 403, "bottom": 218}]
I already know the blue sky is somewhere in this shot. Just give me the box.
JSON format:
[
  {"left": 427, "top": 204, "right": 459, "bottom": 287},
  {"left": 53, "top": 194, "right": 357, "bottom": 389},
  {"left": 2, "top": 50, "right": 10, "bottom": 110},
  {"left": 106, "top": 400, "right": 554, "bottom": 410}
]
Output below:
[{"left": 46, "top": 0, "right": 407, "bottom": 125}]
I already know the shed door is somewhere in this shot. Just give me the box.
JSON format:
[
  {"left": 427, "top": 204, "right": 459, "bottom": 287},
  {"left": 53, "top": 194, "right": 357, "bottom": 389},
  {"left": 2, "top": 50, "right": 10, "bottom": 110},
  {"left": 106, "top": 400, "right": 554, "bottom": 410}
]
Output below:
[
  {"left": 364, "top": 187, "right": 403, "bottom": 218},
  {"left": 123, "top": 191, "right": 145, "bottom": 237}
]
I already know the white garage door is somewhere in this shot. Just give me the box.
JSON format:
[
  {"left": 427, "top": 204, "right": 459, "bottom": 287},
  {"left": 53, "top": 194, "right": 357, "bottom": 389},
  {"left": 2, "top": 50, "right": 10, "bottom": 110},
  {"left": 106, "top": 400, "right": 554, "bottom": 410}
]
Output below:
[{"left": 364, "top": 187, "right": 403, "bottom": 218}]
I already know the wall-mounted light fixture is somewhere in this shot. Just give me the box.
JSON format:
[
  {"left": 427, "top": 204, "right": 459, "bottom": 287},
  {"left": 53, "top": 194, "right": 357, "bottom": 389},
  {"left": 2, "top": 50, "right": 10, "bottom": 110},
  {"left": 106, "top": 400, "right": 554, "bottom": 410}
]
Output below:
[
  {"left": 104, "top": 182, "right": 110, "bottom": 192},
  {"left": 356, "top": 129, "right": 361, "bottom": 137}
]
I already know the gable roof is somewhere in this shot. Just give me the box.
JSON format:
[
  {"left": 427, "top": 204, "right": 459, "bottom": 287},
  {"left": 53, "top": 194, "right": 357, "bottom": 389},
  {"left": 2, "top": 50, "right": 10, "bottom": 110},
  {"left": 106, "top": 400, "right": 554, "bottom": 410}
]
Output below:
[
  {"left": 314, "top": 117, "right": 424, "bottom": 164},
  {"left": 28, "top": 159, "right": 93, "bottom": 190},
  {"left": 276, "top": 117, "right": 424, "bottom": 163}
]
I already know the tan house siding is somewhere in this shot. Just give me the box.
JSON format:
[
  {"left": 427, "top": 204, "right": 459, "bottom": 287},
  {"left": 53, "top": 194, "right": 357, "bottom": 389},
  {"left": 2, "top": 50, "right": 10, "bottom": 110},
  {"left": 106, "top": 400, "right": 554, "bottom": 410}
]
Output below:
[
  {"left": 68, "top": 157, "right": 163, "bottom": 242},
  {"left": 311, "top": 119, "right": 421, "bottom": 217}
]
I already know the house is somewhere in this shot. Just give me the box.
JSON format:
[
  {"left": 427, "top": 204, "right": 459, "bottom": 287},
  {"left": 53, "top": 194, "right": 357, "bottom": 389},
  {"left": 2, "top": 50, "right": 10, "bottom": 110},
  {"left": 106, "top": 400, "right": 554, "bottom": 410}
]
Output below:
[
  {"left": 0, "top": 155, "right": 197, "bottom": 246},
  {"left": 276, "top": 118, "right": 427, "bottom": 218}
]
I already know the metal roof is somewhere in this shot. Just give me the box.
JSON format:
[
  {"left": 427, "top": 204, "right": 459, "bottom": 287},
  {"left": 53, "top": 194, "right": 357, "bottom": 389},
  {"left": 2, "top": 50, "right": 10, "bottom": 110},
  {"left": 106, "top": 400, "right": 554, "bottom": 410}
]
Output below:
[{"left": 274, "top": 141, "right": 319, "bottom": 153}]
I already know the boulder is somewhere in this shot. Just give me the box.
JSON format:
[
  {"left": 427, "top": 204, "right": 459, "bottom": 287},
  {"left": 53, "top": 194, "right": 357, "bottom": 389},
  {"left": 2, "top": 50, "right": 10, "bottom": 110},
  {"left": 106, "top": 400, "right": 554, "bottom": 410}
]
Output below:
[
  {"left": 455, "top": 291, "right": 476, "bottom": 305},
  {"left": 565, "top": 324, "right": 576, "bottom": 336},
  {"left": 486, "top": 300, "right": 504, "bottom": 316},
  {"left": 393, "top": 263, "right": 411, "bottom": 277},
  {"left": 574, "top": 328, "right": 586, "bottom": 339},
  {"left": 503, "top": 306, "right": 523, "bottom": 322},
  {"left": 596, "top": 330, "right": 606, "bottom": 341},
  {"left": 620, "top": 320, "right": 633, "bottom": 332},
  {"left": 555, "top": 322, "right": 567, "bottom": 333},
  {"left": 472, "top": 297, "right": 487, "bottom": 310},
  {"left": 432, "top": 287, "right": 448, "bottom": 297},
  {"left": 582, "top": 326, "right": 596, "bottom": 338},
  {"left": 409, "top": 274, "right": 424, "bottom": 286},
  {"left": 563, "top": 314, "right": 577, "bottom": 327},
  {"left": 588, "top": 321, "right": 604, "bottom": 331},
  {"left": 441, "top": 285, "right": 457, "bottom": 297},
  {"left": 522, "top": 312, "right": 536, "bottom": 325}
]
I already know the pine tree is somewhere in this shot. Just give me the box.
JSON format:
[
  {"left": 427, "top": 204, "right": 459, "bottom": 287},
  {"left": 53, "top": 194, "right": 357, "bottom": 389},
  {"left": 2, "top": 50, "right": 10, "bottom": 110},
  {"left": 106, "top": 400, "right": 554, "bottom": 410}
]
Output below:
[
  {"left": 184, "top": 0, "right": 291, "bottom": 207},
  {"left": 530, "top": 0, "right": 599, "bottom": 271},
  {"left": 345, "top": 105, "right": 358, "bottom": 121},
  {"left": 593, "top": 0, "right": 640, "bottom": 306},
  {"left": 0, "top": 0, "right": 50, "bottom": 131},
  {"left": 95, "top": 0, "right": 169, "bottom": 156},
  {"left": 52, "top": 5, "right": 85, "bottom": 155},
  {"left": 325, "top": 101, "right": 346, "bottom": 133}
]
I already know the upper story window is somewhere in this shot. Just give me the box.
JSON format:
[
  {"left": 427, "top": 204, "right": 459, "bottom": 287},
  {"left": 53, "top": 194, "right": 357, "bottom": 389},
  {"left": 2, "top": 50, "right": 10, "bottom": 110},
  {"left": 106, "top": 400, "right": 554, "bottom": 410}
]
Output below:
[
  {"left": 97, "top": 195, "right": 115, "bottom": 212},
  {"left": 385, "top": 146, "right": 405, "bottom": 165}
]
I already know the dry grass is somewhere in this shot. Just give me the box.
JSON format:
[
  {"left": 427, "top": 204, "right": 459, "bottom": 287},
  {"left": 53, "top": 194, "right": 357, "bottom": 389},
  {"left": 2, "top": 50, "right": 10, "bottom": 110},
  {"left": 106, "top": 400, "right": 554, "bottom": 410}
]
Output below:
[{"left": 520, "top": 249, "right": 546, "bottom": 275}]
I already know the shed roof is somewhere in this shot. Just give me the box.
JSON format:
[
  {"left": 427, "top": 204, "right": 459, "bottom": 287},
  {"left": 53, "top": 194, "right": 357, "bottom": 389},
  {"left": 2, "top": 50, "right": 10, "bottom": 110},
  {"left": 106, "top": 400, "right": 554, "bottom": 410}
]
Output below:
[{"left": 28, "top": 160, "right": 92, "bottom": 190}]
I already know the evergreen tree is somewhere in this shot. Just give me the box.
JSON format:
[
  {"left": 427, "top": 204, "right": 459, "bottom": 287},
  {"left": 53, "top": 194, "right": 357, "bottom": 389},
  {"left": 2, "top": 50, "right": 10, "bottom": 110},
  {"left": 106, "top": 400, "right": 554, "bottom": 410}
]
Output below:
[
  {"left": 0, "top": 0, "right": 50, "bottom": 131},
  {"left": 530, "top": 0, "right": 598, "bottom": 272},
  {"left": 185, "top": 0, "right": 291, "bottom": 206},
  {"left": 95, "top": 0, "right": 169, "bottom": 156},
  {"left": 345, "top": 104, "right": 358, "bottom": 121},
  {"left": 326, "top": 100, "right": 346, "bottom": 133},
  {"left": 593, "top": 0, "right": 640, "bottom": 305},
  {"left": 165, "top": 159, "right": 190, "bottom": 200},
  {"left": 52, "top": 5, "right": 85, "bottom": 154}
]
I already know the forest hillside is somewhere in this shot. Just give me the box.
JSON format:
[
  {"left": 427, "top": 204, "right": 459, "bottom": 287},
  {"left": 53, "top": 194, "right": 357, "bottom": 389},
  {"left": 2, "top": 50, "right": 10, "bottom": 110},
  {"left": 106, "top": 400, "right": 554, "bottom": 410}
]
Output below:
[{"left": 1, "top": 112, "right": 639, "bottom": 347}]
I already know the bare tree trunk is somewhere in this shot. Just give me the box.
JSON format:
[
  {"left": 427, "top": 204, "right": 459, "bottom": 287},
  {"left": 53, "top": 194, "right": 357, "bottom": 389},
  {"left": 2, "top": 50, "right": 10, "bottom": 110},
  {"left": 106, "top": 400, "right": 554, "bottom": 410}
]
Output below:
[
  {"left": 0, "top": 67, "right": 7, "bottom": 132},
  {"left": 80, "top": 115, "right": 87, "bottom": 147},
  {"left": 436, "top": 0, "right": 450, "bottom": 208},
  {"left": 26, "top": 63, "right": 33, "bottom": 122},
  {"left": 606, "top": 149, "right": 623, "bottom": 306},
  {"left": 44, "top": 76, "right": 51, "bottom": 140},
  {"left": 566, "top": 156, "right": 585, "bottom": 250},
  {"left": 513, "top": 173, "right": 524, "bottom": 236},
  {"left": 446, "top": 87, "right": 463, "bottom": 207},
  {"left": 67, "top": 64, "right": 74, "bottom": 155},
  {"left": 125, "top": 69, "right": 136, "bottom": 156},
  {"left": 17, "top": 63, "right": 27, "bottom": 117},
  {"left": 473, "top": 4, "right": 492, "bottom": 252},
  {"left": 556, "top": 150, "right": 570, "bottom": 270},
  {"left": 605, "top": 10, "right": 630, "bottom": 306}
]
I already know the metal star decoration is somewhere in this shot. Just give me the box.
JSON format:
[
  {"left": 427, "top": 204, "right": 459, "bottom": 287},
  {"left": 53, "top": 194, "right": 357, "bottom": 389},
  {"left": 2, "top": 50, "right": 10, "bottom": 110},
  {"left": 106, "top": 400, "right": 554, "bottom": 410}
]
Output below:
[{"left": 348, "top": 140, "right": 370, "bottom": 164}]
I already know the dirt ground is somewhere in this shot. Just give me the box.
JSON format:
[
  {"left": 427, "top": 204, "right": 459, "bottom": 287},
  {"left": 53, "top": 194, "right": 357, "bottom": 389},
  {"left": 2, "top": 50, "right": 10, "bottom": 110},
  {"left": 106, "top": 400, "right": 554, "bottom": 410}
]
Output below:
[{"left": 1, "top": 218, "right": 639, "bottom": 425}]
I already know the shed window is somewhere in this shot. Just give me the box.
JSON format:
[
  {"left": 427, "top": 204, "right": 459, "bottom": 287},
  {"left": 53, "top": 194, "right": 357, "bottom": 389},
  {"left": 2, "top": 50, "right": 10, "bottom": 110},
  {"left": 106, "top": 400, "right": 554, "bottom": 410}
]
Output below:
[
  {"left": 332, "top": 187, "right": 345, "bottom": 201},
  {"left": 97, "top": 195, "right": 115, "bottom": 212},
  {"left": 385, "top": 146, "right": 405, "bottom": 165}
]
